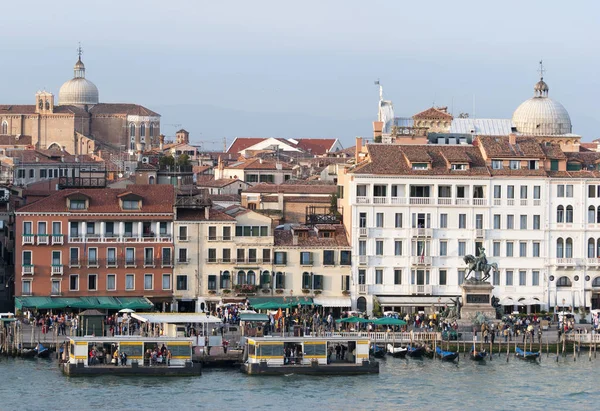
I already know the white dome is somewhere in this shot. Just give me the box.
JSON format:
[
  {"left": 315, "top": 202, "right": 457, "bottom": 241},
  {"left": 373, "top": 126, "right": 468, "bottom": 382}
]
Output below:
[
  {"left": 58, "top": 57, "right": 99, "bottom": 106},
  {"left": 58, "top": 78, "right": 99, "bottom": 105},
  {"left": 512, "top": 77, "right": 572, "bottom": 136}
]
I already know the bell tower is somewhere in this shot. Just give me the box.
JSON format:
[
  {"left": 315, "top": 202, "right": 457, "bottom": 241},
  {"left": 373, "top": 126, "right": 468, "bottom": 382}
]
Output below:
[{"left": 35, "top": 90, "right": 55, "bottom": 114}]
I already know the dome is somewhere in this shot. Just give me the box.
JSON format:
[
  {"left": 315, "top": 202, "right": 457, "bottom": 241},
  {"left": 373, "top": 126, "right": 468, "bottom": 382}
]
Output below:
[
  {"left": 512, "top": 78, "right": 571, "bottom": 136},
  {"left": 58, "top": 55, "right": 99, "bottom": 106}
]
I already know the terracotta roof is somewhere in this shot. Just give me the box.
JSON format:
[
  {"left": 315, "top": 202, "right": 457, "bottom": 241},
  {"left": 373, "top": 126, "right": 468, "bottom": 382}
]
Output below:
[
  {"left": 477, "top": 136, "right": 546, "bottom": 158},
  {"left": 243, "top": 182, "right": 336, "bottom": 195},
  {"left": 294, "top": 139, "right": 339, "bottom": 155},
  {"left": 0, "top": 135, "right": 33, "bottom": 146},
  {"left": 198, "top": 178, "right": 244, "bottom": 188},
  {"left": 16, "top": 185, "right": 174, "bottom": 214},
  {"left": 274, "top": 225, "right": 349, "bottom": 248},
  {"left": 352, "top": 144, "right": 489, "bottom": 176},
  {"left": 0, "top": 105, "right": 37, "bottom": 114},
  {"left": 208, "top": 194, "right": 241, "bottom": 203},
  {"left": 227, "top": 138, "right": 265, "bottom": 154},
  {"left": 580, "top": 143, "right": 598, "bottom": 151},
  {"left": 226, "top": 158, "right": 293, "bottom": 170},
  {"left": 193, "top": 165, "right": 213, "bottom": 174},
  {"left": 176, "top": 208, "right": 235, "bottom": 221},
  {"left": 413, "top": 107, "right": 453, "bottom": 120},
  {"left": 195, "top": 175, "right": 215, "bottom": 183},
  {"left": 90, "top": 104, "right": 159, "bottom": 117},
  {"left": 4, "top": 149, "right": 100, "bottom": 165},
  {"left": 135, "top": 162, "right": 158, "bottom": 171}
]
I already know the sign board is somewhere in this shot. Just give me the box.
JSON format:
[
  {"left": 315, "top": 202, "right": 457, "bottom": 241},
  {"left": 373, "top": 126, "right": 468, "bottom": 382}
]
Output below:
[{"left": 466, "top": 294, "right": 490, "bottom": 304}]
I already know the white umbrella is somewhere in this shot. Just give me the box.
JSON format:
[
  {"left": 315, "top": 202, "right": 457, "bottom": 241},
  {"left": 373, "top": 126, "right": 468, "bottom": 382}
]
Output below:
[
  {"left": 498, "top": 297, "right": 516, "bottom": 306},
  {"left": 119, "top": 308, "right": 135, "bottom": 313},
  {"left": 519, "top": 297, "right": 540, "bottom": 306}
]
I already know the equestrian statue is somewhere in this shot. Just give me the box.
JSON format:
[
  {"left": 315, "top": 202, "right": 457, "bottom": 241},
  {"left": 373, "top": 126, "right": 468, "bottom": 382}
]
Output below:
[{"left": 463, "top": 247, "right": 498, "bottom": 282}]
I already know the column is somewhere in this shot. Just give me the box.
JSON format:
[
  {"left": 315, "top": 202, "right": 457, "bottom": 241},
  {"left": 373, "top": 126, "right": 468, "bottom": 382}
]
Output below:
[
  {"left": 138, "top": 222, "right": 143, "bottom": 239},
  {"left": 100, "top": 221, "right": 105, "bottom": 240},
  {"left": 119, "top": 222, "right": 125, "bottom": 239}
]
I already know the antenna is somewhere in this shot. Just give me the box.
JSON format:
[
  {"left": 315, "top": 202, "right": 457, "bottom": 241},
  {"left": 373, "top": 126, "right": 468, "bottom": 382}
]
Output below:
[
  {"left": 538, "top": 60, "right": 546, "bottom": 80},
  {"left": 77, "top": 42, "right": 83, "bottom": 60}
]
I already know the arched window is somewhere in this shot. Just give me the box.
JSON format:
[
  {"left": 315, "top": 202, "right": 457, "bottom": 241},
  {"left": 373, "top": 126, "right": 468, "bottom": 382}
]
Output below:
[
  {"left": 261, "top": 270, "right": 270, "bottom": 287},
  {"left": 589, "top": 206, "right": 596, "bottom": 224},
  {"left": 129, "top": 123, "right": 136, "bottom": 137},
  {"left": 593, "top": 277, "right": 600, "bottom": 287},
  {"left": 356, "top": 297, "right": 367, "bottom": 313},
  {"left": 597, "top": 238, "right": 600, "bottom": 258},
  {"left": 247, "top": 270, "right": 256, "bottom": 285},
  {"left": 221, "top": 271, "right": 231, "bottom": 289},
  {"left": 597, "top": 206, "right": 600, "bottom": 223},
  {"left": 237, "top": 270, "right": 246, "bottom": 285},
  {"left": 566, "top": 206, "right": 573, "bottom": 223},
  {"left": 149, "top": 176, "right": 155, "bottom": 185},
  {"left": 0, "top": 121, "right": 7, "bottom": 135},
  {"left": 557, "top": 205, "right": 564, "bottom": 223},
  {"left": 565, "top": 237, "right": 573, "bottom": 258},
  {"left": 557, "top": 276, "right": 572, "bottom": 287},
  {"left": 140, "top": 123, "right": 146, "bottom": 138},
  {"left": 556, "top": 238, "right": 564, "bottom": 258},
  {"left": 149, "top": 123, "right": 155, "bottom": 137},
  {"left": 130, "top": 136, "right": 135, "bottom": 151},
  {"left": 588, "top": 238, "right": 595, "bottom": 258}
]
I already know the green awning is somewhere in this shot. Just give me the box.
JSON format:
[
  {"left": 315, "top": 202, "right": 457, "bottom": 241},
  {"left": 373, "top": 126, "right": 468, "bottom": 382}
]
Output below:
[
  {"left": 373, "top": 317, "right": 407, "bottom": 326},
  {"left": 248, "top": 296, "right": 314, "bottom": 307},
  {"left": 97, "top": 297, "right": 122, "bottom": 310},
  {"left": 239, "top": 313, "right": 269, "bottom": 322},
  {"left": 118, "top": 297, "right": 154, "bottom": 310},
  {"left": 252, "top": 302, "right": 290, "bottom": 310},
  {"left": 15, "top": 297, "right": 52, "bottom": 309},
  {"left": 15, "top": 296, "right": 153, "bottom": 311}
]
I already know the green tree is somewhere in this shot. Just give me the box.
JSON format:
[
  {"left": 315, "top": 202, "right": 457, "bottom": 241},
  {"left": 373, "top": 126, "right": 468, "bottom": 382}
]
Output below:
[
  {"left": 160, "top": 155, "right": 175, "bottom": 167},
  {"left": 177, "top": 153, "right": 190, "bottom": 166}
]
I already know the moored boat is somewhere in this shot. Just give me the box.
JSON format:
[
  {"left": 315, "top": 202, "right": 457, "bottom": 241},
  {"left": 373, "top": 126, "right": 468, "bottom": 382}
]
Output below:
[
  {"left": 515, "top": 347, "right": 540, "bottom": 361},
  {"left": 36, "top": 343, "right": 50, "bottom": 358},
  {"left": 242, "top": 336, "right": 379, "bottom": 375},
  {"left": 59, "top": 336, "right": 201, "bottom": 376},
  {"left": 371, "top": 344, "right": 386, "bottom": 359},
  {"left": 406, "top": 345, "right": 425, "bottom": 358},
  {"left": 435, "top": 346, "right": 459, "bottom": 362},
  {"left": 470, "top": 347, "right": 487, "bottom": 361},
  {"left": 386, "top": 344, "right": 407, "bottom": 358},
  {"left": 21, "top": 348, "right": 37, "bottom": 358}
]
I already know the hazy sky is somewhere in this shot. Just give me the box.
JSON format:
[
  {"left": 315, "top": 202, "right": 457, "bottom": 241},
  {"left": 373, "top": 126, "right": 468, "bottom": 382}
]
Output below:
[{"left": 2, "top": 1, "right": 599, "bottom": 149}]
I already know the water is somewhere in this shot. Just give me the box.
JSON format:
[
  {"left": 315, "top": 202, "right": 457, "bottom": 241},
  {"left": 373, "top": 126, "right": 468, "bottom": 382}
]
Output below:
[{"left": 0, "top": 355, "right": 598, "bottom": 411}]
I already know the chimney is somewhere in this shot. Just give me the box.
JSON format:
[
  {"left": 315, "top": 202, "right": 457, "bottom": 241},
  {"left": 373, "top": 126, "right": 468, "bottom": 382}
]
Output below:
[
  {"left": 292, "top": 230, "right": 298, "bottom": 246},
  {"left": 372, "top": 121, "right": 383, "bottom": 141},
  {"left": 35, "top": 156, "right": 39, "bottom": 163},
  {"left": 278, "top": 192, "right": 284, "bottom": 211},
  {"left": 204, "top": 206, "right": 210, "bottom": 220},
  {"left": 508, "top": 133, "right": 516, "bottom": 145},
  {"left": 355, "top": 137, "right": 363, "bottom": 163},
  {"left": 159, "top": 134, "right": 165, "bottom": 150}
]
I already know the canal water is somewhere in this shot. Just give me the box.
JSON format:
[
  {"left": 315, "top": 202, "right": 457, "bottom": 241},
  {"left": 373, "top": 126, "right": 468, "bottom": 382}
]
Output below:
[{"left": 0, "top": 355, "right": 597, "bottom": 410}]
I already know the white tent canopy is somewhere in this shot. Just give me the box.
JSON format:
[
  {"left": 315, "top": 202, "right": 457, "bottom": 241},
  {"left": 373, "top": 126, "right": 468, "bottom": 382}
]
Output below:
[
  {"left": 313, "top": 297, "right": 352, "bottom": 308},
  {"left": 519, "top": 297, "right": 541, "bottom": 306},
  {"left": 132, "top": 313, "right": 222, "bottom": 324},
  {"left": 499, "top": 297, "right": 522, "bottom": 306}
]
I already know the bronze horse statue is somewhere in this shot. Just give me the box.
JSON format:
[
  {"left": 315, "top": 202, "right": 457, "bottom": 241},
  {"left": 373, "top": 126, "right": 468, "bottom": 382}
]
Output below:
[{"left": 463, "top": 255, "right": 498, "bottom": 282}]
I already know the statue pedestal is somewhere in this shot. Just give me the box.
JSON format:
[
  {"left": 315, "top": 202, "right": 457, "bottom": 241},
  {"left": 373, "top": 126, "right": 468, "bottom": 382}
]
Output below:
[{"left": 460, "top": 281, "right": 496, "bottom": 321}]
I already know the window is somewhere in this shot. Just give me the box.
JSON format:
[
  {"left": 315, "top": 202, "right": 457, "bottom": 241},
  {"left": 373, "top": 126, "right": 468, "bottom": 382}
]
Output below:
[
  {"left": 38, "top": 221, "right": 47, "bottom": 235},
  {"left": 220, "top": 271, "right": 231, "bottom": 289},
  {"left": 207, "top": 275, "right": 217, "bottom": 291},
  {"left": 533, "top": 186, "right": 541, "bottom": 200},
  {"left": 162, "top": 274, "right": 171, "bottom": 290},
  {"left": 566, "top": 206, "right": 573, "bottom": 223},
  {"left": 140, "top": 123, "right": 146, "bottom": 138},
  {"left": 275, "top": 272, "right": 285, "bottom": 289},
  {"left": 69, "top": 248, "right": 79, "bottom": 266},
  {"left": 222, "top": 248, "right": 231, "bottom": 263},
  {"left": 395, "top": 213, "right": 403, "bottom": 228},
  {"left": 520, "top": 186, "right": 528, "bottom": 199},
  {"left": 122, "top": 200, "right": 139, "bottom": 210},
  {"left": 144, "top": 274, "right": 153, "bottom": 290},
  {"left": 394, "top": 269, "right": 402, "bottom": 285},
  {"left": 376, "top": 213, "right": 384, "bottom": 228},
  {"left": 493, "top": 215, "right": 500, "bottom": 230},
  {"left": 124, "top": 222, "right": 133, "bottom": 237},
  {"left": 589, "top": 238, "right": 596, "bottom": 258},
  {"left": 376, "top": 240, "right": 384, "bottom": 256},
  {"left": 86, "top": 222, "right": 95, "bottom": 235},
  {"left": 22, "top": 280, "right": 31, "bottom": 295},
  {"left": 566, "top": 185, "right": 573, "bottom": 197},
  {"left": 506, "top": 270, "right": 513, "bottom": 286},
  {"left": 206, "top": 249, "right": 215, "bottom": 263},
  {"left": 556, "top": 237, "right": 565, "bottom": 258},
  {"left": 29, "top": 169, "right": 34, "bottom": 178},
  {"left": 0, "top": 121, "right": 6, "bottom": 134},
  {"left": 176, "top": 275, "right": 188, "bottom": 291},
  {"left": 323, "top": 250, "right": 335, "bottom": 265},
  {"left": 533, "top": 242, "right": 540, "bottom": 257},
  {"left": 105, "top": 222, "right": 115, "bottom": 237},
  {"left": 589, "top": 206, "right": 596, "bottom": 224},
  {"left": 88, "top": 274, "right": 97, "bottom": 291},
  {"left": 51, "top": 250, "right": 61, "bottom": 266},
  {"left": 506, "top": 215, "right": 514, "bottom": 230},
  {"left": 52, "top": 280, "right": 61, "bottom": 295},
  {"left": 533, "top": 215, "right": 540, "bottom": 230},
  {"left": 359, "top": 240, "right": 366, "bottom": 256},
  {"left": 532, "top": 271, "right": 540, "bottom": 286},
  {"left": 519, "top": 270, "right": 526, "bottom": 286},
  {"left": 302, "top": 272, "right": 312, "bottom": 289},
  {"left": 208, "top": 226, "right": 217, "bottom": 241},
  {"left": 458, "top": 214, "right": 466, "bottom": 229},
  {"left": 519, "top": 242, "right": 527, "bottom": 257},
  {"left": 69, "top": 274, "right": 79, "bottom": 291},
  {"left": 106, "top": 248, "right": 116, "bottom": 266},
  {"left": 557, "top": 185, "right": 565, "bottom": 197},
  {"left": 493, "top": 270, "right": 500, "bottom": 286},
  {"left": 375, "top": 269, "right": 383, "bottom": 285},
  {"left": 300, "top": 252, "right": 312, "bottom": 265},
  {"left": 509, "top": 161, "right": 520, "bottom": 170},
  {"left": 507, "top": 185, "right": 514, "bottom": 199},
  {"left": 125, "top": 248, "right": 135, "bottom": 265},
  {"left": 358, "top": 269, "right": 366, "bottom": 285},
  {"left": 340, "top": 250, "right": 351, "bottom": 265},
  {"left": 235, "top": 225, "right": 269, "bottom": 237},
  {"left": 439, "top": 241, "right": 447, "bottom": 256},
  {"left": 107, "top": 274, "right": 116, "bottom": 291},
  {"left": 222, "top": 226, "right": 231, "bottom": 241},
  {"left": 412, "top": 163, "right": 428, "bottom": 170},
  {"left": 88, "top": 248, "right": 98, "bottom": 266},
  {"left": 248, "top": 249, "right": 257, "bottom": 263},
  {"left": 590, "top": 185, "right": 597, "bottom": 198},
  {"left": 439, "top": 269, "right": 447, "bottom": 285},
  {"left": 557, "top": 276, "right": 572, "bottom": 287},
  {"left": 440, "top": 214, "right": 447, "bottom": 229},
  {"left": 458, "top": 269, "right": 465, "bottom": 285},
  {"left": 458, "top": 241, "right": 466, "bottom": 256},
  {"left": 373, "top": 184, "right": 387, "bottom": 197},
  {"left": 520, "top": 215, "right": 527, "bottom": 230},
  {"left": 493, "top": 242, "right": 500, "bottom": 257},
  {"left": 506, "top": 242, "right": 514, "bottom": 257},
  {"left": 557, "top": 205, "right": 564, "bottom": 223},
  {"left": 313, "top": 274, "right": 323, "bottom": 290},
  {"left": 263, "top": 249, "right": 271, "bottom": 263},
  {"left": 492, "top": 160, "right": 503, "bottom": 170},
  {"left": 179, "top": 226, "right": 188, "bottom": 241},
  {"left": 493, "top": 185, "right": 501, "bottom": 199},
  {"left": 274, "top": 252, "right": 287, "bottom": 265},
  {"left": 125, "top": 274, "right": 135, "bottom": 290},
  {"left": 70, "top": 200, "right": 86, "bottom": 210},
  {"left": 565, "top": 237, "right": 573, "bottom": 258}
]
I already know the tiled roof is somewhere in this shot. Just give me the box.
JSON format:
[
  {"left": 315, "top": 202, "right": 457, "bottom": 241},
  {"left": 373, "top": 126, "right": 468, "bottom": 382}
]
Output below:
[
  {"left": 0, "top": 105, "right": 88, "bottom": 116},
  {"left": 135, "top": 162, "right": 158, "bottom": 171},
  {"left": 16, "top": 185, "right": 174, "bottom": 214},
  {"left": 413, "top": 107, "right": 453, "bottom": 120},
  {"left": 4, "top": 149, "right": 100, "bottom": 165},
  {"left": 198, "top": 178, "right": 243, "bottom": 188},
  {"left": 193, "top": 165, "right": 213, "bottom": 174},
  {"left": 90, "top": 104, "right": 159, "bottom": 117},
  {"left": 0, "top": 135, "right": 33, "bottom": 146},
  {"left": 176, "top": 208, "right": 235, "bottom": 221},
  {"left": 226, "top": 158, "right": 293, "bottom": 170},
  {"left": 294, "top": 139, "right": 338, "bottom": 155},
  {"left": 352, "top": 144, "right": 489, "bottom": 176},
  {"left": 477, "top": 136, "right": 546, "bottom": 158},
  {"left": 208, "top": 194, "right": 241, "bottom": 203},
  {"left": 274, "top": 225, "right": 349, "bottom": 248},
  {"left": 243, "top": 182, "right": 336, "bottom": 194},
  {"left": 227, "top": 138, "right": 265, "bottom": 154}
]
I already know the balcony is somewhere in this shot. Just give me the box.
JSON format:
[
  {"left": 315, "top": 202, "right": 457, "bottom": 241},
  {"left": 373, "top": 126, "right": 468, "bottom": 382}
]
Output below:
[
  {"left": 555, "top": 258, "right": 576, "bottom": 267},
  {"left": 206, "top": 236, "right": 234, "bottom": 242},
  {"left": 533, "top": 199, "right": 541, "bottom": 206},
  {"left": 22, "top": 235, "right": 34, "bottom": 245},
  {"left": 409, "top": 197, "right": 432, "bottom": 205},
  {"left": 37, "top": 235, "right": 49, "bottom": 245},
  {"left": 411, "top": 228, "right": 432, "bottom": 238},
  {"left": 359, "top": 228, "right": 367, "bottom": 237},
  {"left": 437, "top": 198, "right": 452, "bottom": 205},
  {"left": 22, "top": 265, "right": 34, "bottom": 275},
  {"left": 51, "top": 264, "right": 63, "bottom": 276},
  {"left": 411, "top": 256, "right": 432, "bottom": 266},
  {"left": 124, "top": 259, "right": 137, "bottom": 268},
  {"left": 411, "top": 284, "right": 433, "bottom": 295},
  {"left": 520, "top": 199, "right": 528, "bottom": 206},
  {"left": 177, "top": 258, "right": 189, "bottom": 265},
  {"left": 358, "top": 284, "right": 367, "bottom": 294},
  {"left": 507, "top": 199, "right": 515, "bottom": 206},
  {"left": 356, "top": 196, "right": 370, "bottom": 204},
  {"left": 106, "top": 259, "right": 118, "bottom": 268},
  {"left": 69, "top": 259, "right": 81, "bottom": 268},
  {"left": 587, "top": 258, "right": 600, "bottom": 267},
  {"left": 493, "top": 199, "right": 501, "bottom": 206},
  {"left": 391, "top": 197, "right": 407, "bottom": 205},
  {"left": 454, "top": 198, "right": 470, "bottom": 206},
  {"left": 373, "top": 197, "right": 388, "bottom": 204},
  {"left": 87, "top": 258, "right": 100, "bottom": 268},
  {"left": 473, "top": 198, "right": 487, "bottom": 206},
  {"left": 51, "top": 234, "right": 64, "bottom": 245},
  {"left": 358, "top": 255, "right": 367, "bottom": 265},
  {"left": 143, "top": 258, "right": 156, "bottom": 268},
  {"left": 475, "top": 229, "right": 485, "bottom": 238},
  {"left": 161, "top": 258, "right": 174, "bottom": 268}
]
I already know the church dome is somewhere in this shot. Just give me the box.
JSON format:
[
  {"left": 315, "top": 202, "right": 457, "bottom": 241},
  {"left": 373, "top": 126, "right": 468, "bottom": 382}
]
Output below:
[
  {"left": 512, "top": 77, "right": 571, "bottom": 136},
  {"left": 58, "top": 56, "right": 99, "bottom": 106}
]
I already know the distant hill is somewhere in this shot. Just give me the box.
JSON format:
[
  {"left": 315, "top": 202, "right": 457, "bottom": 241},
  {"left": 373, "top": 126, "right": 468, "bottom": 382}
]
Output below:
[{"left": 152, "top": 103, "right": 371, "bottom": 150}]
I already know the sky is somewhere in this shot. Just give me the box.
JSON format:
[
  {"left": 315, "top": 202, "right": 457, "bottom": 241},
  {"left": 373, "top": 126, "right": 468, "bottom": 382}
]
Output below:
[{"left": 1, "top": 0, "right": 599, "bottom": 149}]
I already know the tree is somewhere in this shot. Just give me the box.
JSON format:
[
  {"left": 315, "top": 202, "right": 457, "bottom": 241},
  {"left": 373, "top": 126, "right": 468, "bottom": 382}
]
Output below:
[
  {"left": 374, "top": 135, "right": 382, "bottom": 143},
  {"left": 177, "top": 153, "right": 190, "bottom": 166},
  {"left": 160, "top": 155, "right": 175, "bottom": 167}
]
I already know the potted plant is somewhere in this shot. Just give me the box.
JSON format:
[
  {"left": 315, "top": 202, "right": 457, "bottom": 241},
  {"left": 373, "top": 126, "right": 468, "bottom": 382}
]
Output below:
[
  {"left": 302, "top": 289, "right": 310, "bottom": 294},
  {"left": 222, "top": 289, "right": 231, "bottom": 294},
  {"left": 261, "top": 289, "right": 271, "bottom": 294},
  {"left": 314, "top": 290, "right": 322, "bottom": 295},
  {"left": 342, "top": 290, "right": 350, "bottom": 296},
  {"left": 276, "top": 289, "right": 284, "bottom": 294},
  {"left": 208, "top": 290, "right": 216, "bottom": 295}
]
